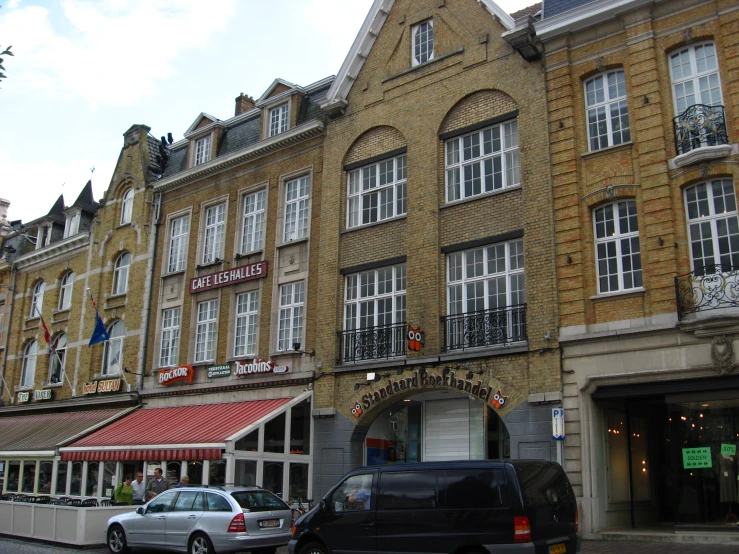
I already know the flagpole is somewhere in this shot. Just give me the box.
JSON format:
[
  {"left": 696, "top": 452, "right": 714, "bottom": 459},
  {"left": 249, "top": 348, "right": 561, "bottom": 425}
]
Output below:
[
  {"left": 0, "top": 372, "right": 14, "bottom": 404},
  {"left": 35, "top": 304, "right": 77, "bottom": 397}
]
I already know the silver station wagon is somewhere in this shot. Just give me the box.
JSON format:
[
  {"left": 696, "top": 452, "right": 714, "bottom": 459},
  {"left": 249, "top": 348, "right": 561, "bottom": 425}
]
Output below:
[{"left": 106, "top": 486, "right": 293, "bottom": 554}]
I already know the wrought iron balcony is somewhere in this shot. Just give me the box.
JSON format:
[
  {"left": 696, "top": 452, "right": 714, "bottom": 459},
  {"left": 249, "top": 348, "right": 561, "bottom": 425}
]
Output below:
[
  {"left": 339, "top": 322, "right": 406, "bottom": 364},
  {"left": 673, "top": 104, "right": 729, "bottom": 156},
  {"left": 442, "top": 304, "right": 527, "bottom": 352},
  {"left": 675, "top": 265, "right": 739, "bottom": 320}
]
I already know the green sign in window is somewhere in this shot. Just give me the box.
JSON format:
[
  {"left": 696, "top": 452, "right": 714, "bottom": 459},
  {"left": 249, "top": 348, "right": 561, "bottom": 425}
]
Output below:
[
  {"left": 207, "top": 363, "right": 232, "bottom": 379},
  {"left": 721, "top": 444, "right": 737, "bottom": 456},
  {"left": 682, "top": 447, "right": 712, "bottom": 469}
]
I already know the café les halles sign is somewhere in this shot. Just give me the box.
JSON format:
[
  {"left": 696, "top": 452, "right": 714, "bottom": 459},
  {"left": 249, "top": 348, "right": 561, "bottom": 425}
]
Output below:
[{"left": 189, "top": 261, "right": 268, "bottom": 294}]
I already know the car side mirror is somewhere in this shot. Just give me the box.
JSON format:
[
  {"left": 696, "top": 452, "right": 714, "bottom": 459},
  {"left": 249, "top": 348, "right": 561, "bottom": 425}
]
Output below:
[
  {"left": 136, "top": 507, "right": 145, "bottom": 515},
  {"left": 320, "top": 499, "right": 329, "bottom": 513}
]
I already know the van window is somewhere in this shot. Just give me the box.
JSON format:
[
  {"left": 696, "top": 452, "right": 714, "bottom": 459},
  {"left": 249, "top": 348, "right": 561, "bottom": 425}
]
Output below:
[
  {"left": 515, "top": 463, "right": 573, "bottom": 508},
  {"left": 379, "top": 471, "right": 437, "bottom": 510},
  {"left": 331, "top": 473, "right": 374, "bottom": 512},
  {"left": 441, "top": 469, "right": 508, "bottom": 509}
]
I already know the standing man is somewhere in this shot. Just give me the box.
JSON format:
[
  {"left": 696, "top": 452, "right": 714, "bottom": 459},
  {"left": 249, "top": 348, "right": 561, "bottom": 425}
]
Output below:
[
  {"left": 146, "top": 467, "right": 169, "bottom": 500},
  {"left": 131, "top": 471, "right": 146, "bottom": 505}
]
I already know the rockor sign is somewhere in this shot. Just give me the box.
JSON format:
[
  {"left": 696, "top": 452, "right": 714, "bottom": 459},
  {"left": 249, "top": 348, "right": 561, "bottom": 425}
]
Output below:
[
  {"left": 189, "top": 261, "right": 268, "bottom": 294},
  {"left": 234, "top": 359, "right": 290, "bottom": 377},
  {"left": 159, "top": 365, "right": 194, "bottom": 386}
]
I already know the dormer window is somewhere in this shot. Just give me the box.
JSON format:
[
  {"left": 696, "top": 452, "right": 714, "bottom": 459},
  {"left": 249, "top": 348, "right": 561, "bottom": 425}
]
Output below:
[
  {"left": 412, "top": 19, "right": 434, "bottom": 66},
  {"left": 269, "top": 103, "right": 289, "bottom": 137},
  {"left": 195, "top": 135, "right": 212, "bottom": 166},
  {"left": 120, "top": 189, "right": 133, "bottom": 225},
  {"left": 64, "top": 211, "right": 80, "bottom": 238},
  {"left": 36, "top": 225, "right": 51, "bottom": 249}
]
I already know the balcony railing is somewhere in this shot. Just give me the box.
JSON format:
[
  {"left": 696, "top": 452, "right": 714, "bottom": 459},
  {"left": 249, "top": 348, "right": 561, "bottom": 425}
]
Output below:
[
  {"left": 339, "top": 322, "right": 406, "bottom": 364},
  {"left": 675, "top": 265, "right": 739, "bottom": 320},
  {"left": 442, "top": 304, "right": 527, "bottom": 352},
  {"left": 674, "top": 104, "right": 729, "bottom": 156}
]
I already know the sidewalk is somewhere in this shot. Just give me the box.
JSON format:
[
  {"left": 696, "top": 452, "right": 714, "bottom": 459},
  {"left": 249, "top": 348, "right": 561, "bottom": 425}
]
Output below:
[{"left": 581, "top": 540, "right": 739, "bottom": 553}]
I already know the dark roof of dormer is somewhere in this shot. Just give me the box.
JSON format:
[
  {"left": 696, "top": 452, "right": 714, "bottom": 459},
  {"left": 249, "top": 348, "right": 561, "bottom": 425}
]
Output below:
[
  {"left": 72, "top": 180, "right": 99, "bottom": 214},
  {"left": 541, "top": 0, "right": 597, "bottom": 19},
  {"left": 45, "top": 194, "right": 66, "bottom": 224}
]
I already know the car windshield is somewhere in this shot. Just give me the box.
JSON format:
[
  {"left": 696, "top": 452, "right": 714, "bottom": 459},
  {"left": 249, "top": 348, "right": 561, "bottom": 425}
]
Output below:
[{"left": 230, "top": 490, "right": 289, "bottom": 512}]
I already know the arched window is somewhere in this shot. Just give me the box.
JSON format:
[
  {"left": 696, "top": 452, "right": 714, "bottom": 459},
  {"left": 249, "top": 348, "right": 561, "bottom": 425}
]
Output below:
[
  {"left": 50, "top": 333, "right": 67, "bottom": 383},
  {"left": 58, "top": 271, "right": 74, "bottom": 311},
  {"left": 584, "top": 69, "right": 630, "bottom": 151},
  {"left": 31, "top": 281, "right": 45, "bottom": 317},
  {"left": 113, "top": 252, "right": 131, "bottom": 295},
  {"left": 103, "top": 321, "right": 125, "bottom": 375},
  {"left": 21, "top": 340, "right": 38, "bottom": 387},
  {"left": 120, "top": 188, "right": 134, "bottom": 225}
]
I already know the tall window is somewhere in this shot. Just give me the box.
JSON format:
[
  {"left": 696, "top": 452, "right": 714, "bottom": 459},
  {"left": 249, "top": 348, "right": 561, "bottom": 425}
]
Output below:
[
  {"left": 347, "top": 155, "right": 407, "bottom": 229},
  {"left": 120, "top": 188, "right": 134, "bottom": 225},
  {"left": 103, "top": 321, "right": 125, "bottom": 375},
  {"left": 50, "top": 333, "right": 67, "bottom": 383},
  {"left": 195, "top": 300, "right": 218, "bottom": 363},
  {"left": 234, "top": 291, "right": 259, "bottom": 357},
  {"left": 195, "top": 135, "right": 212, "bottom": 166},
  {"left": 159, "top": 307, "right": 181, "bottom": 367},
  {"left": 36, "top": 225, "right": 50, "bottom": 249},
  {"left": 585, "top": 70, "right": 630, "bottom": 151},
  {"left": 168, "top": 215, "right": 190, "bottom": 273},
  {"left": 284, "top": 176, "right": 310, "bottom": 242},
  {"left": 241, "top": 190, "right": 266, "bottom": 253},
  {"left": 412, "top": 19, "right": 434, "bottom": 66},
  {"left": 64, "top": 212, "right": 80, "bottom": 237},
  {"left": 345, "top": 264, "right": 406, "bottom": 332},
  {"left": 594, "top": 200, "right": 642, "bottom": 293},
  {"left": 30, "top": 280, "right": 45, "bottom": 317},
  {"left": 269, "top": 103, "right": 289, "bottom": 137},
  {"left": 445, "top": 120, "right": 519, "bottom": 202},
  {"left": 202, "top": 203, "right": 225, "bottom": 264},
  {"left": 21, "top": 340, "right": 38, "bottom": 387},
  {"left": 113, "top": 252, "right": 131, "bottom": 295},
  {"left": 58, "top": 271, "right": 74, "bottom": 311},
  {"left": 278, "top": 282, "right": 304, "bottom": 351},
  {"left": 685, "top": 179, "right": 739, "bottom": 272},
  {"left": 670, "top": 42, "right": 723, "bottom": 114}
]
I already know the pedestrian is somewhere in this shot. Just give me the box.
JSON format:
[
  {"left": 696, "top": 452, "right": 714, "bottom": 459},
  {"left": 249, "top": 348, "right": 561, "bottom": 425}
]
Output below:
[
  {"left": 146, "top": 467, "right": 169, "bottom": 500},
  {"left": 114, "top": 474, "right": 134, "bottom": 505},
  {"left": 131, "top": 471, "right": 145, "bottom": 504},
  {"left": 176, "top": 475, "right": 190, "bottom": 488}
]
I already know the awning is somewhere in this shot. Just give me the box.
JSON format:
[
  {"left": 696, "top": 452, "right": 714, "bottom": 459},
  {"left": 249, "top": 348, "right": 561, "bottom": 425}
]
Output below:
[
  {"left": 60, "top": 398, "right": 293, "bottom": 462},
  {"left": 0, "top": 408, "right": 134, "bottom": 456}
]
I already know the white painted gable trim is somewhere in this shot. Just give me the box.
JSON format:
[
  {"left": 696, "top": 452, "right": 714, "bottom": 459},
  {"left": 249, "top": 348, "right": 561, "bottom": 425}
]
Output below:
[
  {"left": 184, "top": 112, "right": 221, "bottom": 136},
  {"left": 256, "top": 78, "right": 301, "bottom": 106}
]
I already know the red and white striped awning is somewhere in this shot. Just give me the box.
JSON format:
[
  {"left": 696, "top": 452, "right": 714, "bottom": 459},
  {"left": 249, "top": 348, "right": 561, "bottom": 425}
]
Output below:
[{"left": 61, "top": 447, "right": 223, "bottom": 462}]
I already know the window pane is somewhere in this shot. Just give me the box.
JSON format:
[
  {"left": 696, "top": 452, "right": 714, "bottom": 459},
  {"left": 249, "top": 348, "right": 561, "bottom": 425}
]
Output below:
[
  {"left": 379, "top": 471, "right": 436, "bottom": 510},
  {"left": 441, "top": 469, "right": 508, "bottom": 509},
  {"left": 264, "top": 412, "right": 286, "bottom": 454}
]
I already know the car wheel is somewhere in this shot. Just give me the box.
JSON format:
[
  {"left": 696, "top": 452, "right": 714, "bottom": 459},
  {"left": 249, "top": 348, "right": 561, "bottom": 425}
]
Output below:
[
  {"left": 107, "top": 525, "right": 129, "bottom": 554},
  {"left": 252, "top": 548, "right": 277, "bottom": 554},
  {"left": 189, "top": 532, "right": 215, "bottom": 554},
  {"left": 298, "top": 541, "right": 328, "bottom": 554}
]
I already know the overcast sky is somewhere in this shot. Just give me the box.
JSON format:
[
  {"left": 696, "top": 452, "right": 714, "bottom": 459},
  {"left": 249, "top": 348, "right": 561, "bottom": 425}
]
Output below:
[{"left": 0, "top": 0, "right": 534, "bottom": 223}]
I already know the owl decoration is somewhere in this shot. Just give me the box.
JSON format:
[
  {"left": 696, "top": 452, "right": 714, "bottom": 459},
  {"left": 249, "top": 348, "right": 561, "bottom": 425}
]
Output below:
[
  {"left": 408, "top": 326, "right": 424, "bottom": 351},
  {"left": 490, "top": 391, "right": 508, "bottom": 410},
  {"left": 351, "top": 402, "right": 364, "bottom": 418}
]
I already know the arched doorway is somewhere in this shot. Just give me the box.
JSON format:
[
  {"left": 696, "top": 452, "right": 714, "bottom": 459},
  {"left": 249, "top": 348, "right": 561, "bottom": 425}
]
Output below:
[{"left": 363, "top": 391, "right": 510, "bottom": 465}]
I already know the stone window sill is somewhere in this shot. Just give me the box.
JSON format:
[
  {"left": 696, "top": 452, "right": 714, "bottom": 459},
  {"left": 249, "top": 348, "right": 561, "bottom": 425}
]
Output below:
[
  {"left": 590, "top": 287, "right": 646, "bottom": 302},
  {"left": 341, "top": 215, "right": 407, "bottom": 235},
  {"left": 581, "top": 141, "right": 633, "bottom": 160},
  {"left": 441, "top": 185, "right": 521, "bottom": 211}
]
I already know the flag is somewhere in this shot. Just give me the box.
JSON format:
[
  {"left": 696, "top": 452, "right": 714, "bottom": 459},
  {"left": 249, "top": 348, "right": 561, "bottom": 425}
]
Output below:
[
  {"left": 36, "top": 306, "right": 55, "bottom": 356},
  {"left": 87, "top": 290, "right": 110, "bottom": 346}
]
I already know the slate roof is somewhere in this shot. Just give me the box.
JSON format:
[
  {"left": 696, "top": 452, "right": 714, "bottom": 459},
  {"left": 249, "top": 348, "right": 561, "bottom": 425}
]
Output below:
[
  {"left": 147, "top": 134, "right": 167, "bottom": 177},
  {"left": 71, "top": 180, "right": 98, "bottom": 213},
  {"left": 542, "top": 0, "right": 598, "bottom": 19},
  {"left": 511, "top": 2, "right": 542, "bottom": 20}
]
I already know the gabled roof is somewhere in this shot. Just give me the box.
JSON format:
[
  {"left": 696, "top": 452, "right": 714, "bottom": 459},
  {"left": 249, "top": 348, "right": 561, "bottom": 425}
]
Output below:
[
  {"left": 184, "top": 112, "right": 221, "bottom": 137},
  {"left": 321, "top": 0, "right": 516, "bottom": 113},
  {"left": 71, "top": 180, "right": 98, "bottom": 214},
  {"left": 512, "top": 2, "right": 542, "bottom": 20},
  {"left": 255, "top": 78, "right": 300, "bottom": 106}
]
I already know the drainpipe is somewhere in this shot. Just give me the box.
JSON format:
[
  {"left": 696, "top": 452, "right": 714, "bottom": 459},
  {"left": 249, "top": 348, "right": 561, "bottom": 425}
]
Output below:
[
  {"left": 0, "top": 264, "right": 17, "bottom": 404},
  {"left": 138, "top": 190, "right": 161, "bottom": 391}
]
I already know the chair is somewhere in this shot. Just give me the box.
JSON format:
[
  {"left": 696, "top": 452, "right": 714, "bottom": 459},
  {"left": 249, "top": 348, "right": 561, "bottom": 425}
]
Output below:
[
  {"left": 100, "top": 499, "right": 113, "bottom": 507},
  {"left": 32, "top": 495, "right": 51, "bottom": 504},
  {"left": 67, "top": 498, "right": 82, "bottom": 506},
  {"left": 58, "top": 496, "right": 71, "bottom": 505},
  {"left": 13, "top": 495, "right": 30, "bottom": 502},
  {"left": 0, "top": 494, "right": 11, "bottom": 501},
  {"left": 80, "top": 498, "right": 99, "bottom": 507}
]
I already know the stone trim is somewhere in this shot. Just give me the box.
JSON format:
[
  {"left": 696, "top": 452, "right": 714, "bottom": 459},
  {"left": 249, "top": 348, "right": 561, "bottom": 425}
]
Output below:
[
  {"left": 439, "top": 110, "right": 519, "bottom": 141},
  {"left": 343, "top": 147, "right": 407, "bottom": 172},
  {"left": 340, "top": 255, "right": 407, "bottom": 275},
  {"left": 441, "top": 230, "right": 524, "bottom": 254}
]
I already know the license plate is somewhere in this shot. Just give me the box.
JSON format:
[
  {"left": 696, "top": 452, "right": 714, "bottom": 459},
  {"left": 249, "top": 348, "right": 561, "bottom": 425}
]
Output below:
[
  {"left": 259, "top": 519, "right": 279, "bottom": 528},
  {"left": 549, "top": 544, "right": 567, "bottom": 554}
]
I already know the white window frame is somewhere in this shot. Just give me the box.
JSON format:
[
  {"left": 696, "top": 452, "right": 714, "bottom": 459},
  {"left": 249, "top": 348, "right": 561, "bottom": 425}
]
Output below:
[
  {"left": 445, "top": 120, "right": 520, "bottom": 203},
  {"left": 64, "top": 211, "right": 80, "bottom": 238},
  {"left": 113, "top": 252, "right": 131, "bottom": 296},
  {"left": 159, "top": 307, "right": 181, "bottom": 368},
  {"left": 412, "top": 19, "right": 434, "bottom": 66},
  {"left": 194, "top": 135, "right": 212, "bottom": 166},
  {"left": 277, "top": 282, "right": 304, "bottom": 352},
  {"left": 202, "top": 203, "right": 226, "bottom": 265},
  {"left": 669, "top": 41, "right": 724, "bottom": 115},
  {"left": 167, "top": 215, "right": 190, "bottom": 273},
  {"left": 30, "top": 280, "right": 45, "bottom": 317},
  {"left": 195, "top": 300, "right": 218, "bottom": 363},
  {"left": 269, "top": 103, "right": 289, "bottom": 137},
  {"left": 241, "top": 190, "right": 266, "bottom": 254},
  {"left": 283, "top": 176, "right": 310, "bottom": 243},
  {"left": 585, "top": 70, "right": 631, "bottom": 151},
  {"left": 58, "top": 271, "right": 74, "bottom": 311},
  {"left": 36, "top": 225, "right": 51, "bottom": 250},
  {"left": 120, "top": 189, "right": 134, "bottom": 225},
  {"left": 234, "top": 291, "right": 259, "bottom": 358},
  {"left": 21, "top": 340, "right": 38, "bottom": 387},
  {"left": 103, "top": 321, "right": 125, "bottom": 376},
  {"left": 593, "top": 200, "right": 642, "bottom": 293},
  {"left": 50, "top": 333, "right": 67, "bottom": 382},
  {"left": 347, "top": 154, "right": 407, "bottom": 229},
  {"left": 684, "top": 179, "right": 739, "bottom": 272},
  {"left": 344, "top": 264, "right": 406, "bottom": 332}
]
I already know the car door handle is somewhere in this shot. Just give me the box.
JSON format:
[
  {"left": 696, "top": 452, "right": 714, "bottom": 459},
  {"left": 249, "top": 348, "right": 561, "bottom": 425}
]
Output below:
[
  {"left": 360, "top": 522, "right": 375, "bottom": 528},
  {"left": 157, "top": 516, "right": 166, "bottom": 520},
  {"left": 187, "top": 515, "right": 197, "bottom": 519}
]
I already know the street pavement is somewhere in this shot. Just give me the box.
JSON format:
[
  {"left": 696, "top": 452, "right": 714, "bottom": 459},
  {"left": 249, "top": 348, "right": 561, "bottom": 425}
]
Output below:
[{"left": 1, "top": 537, "right": 739, "bottom": 553}]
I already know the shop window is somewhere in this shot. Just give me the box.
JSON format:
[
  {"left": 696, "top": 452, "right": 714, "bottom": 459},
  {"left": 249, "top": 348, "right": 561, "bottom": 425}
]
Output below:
[
  {"left": 21, "top": 461, "right": 36, "bottom": 493},
  {"left": 166, "top": 462, "right": 181, "bottom": 489},
  {"left": 346, "top": 154, "right": 407, "bottom": 229},
  {"left": 56, "top": 462, "right": 68, "bottom": 495},
  {"left": 70, "top": 462, "right": 82, "bottom": 496},
  {"left": 442, "top": 469, "right": 507, "bottom": 509},
  {"left": 235, "top": 460, "right": 257, "bottom": 487},
  {"left": 606, "top": 411, "right": 650, "bottom": 503},
  {"left": 209, "top": 460, "right": 226, "bottom": 486},
  {"left": 263, "top": 461, "right": 284, "bottom": 497},
  {"left": 235, "top": 429, "right": 259, "bottom": 452},
  {"left": 264, "top": 412, "right": 286, "bottom": 453},
  {"left": 7, "top": 460, "right": 20, "bottom": 492},
  {"left": 187, "top": 461, "right": 203, "bottom": 485},
  {"left": 289, "top": 463, "right": 309, "bottom": 504},
  {"left": 86, "top": 461, "right": 100, "bottom": 496},
  {"left": 103, "top": 462, "right": 116, "bottom": 498},
  {"left": 584, "top": 70, "right": 630, "bottom": 151},
  {"left": 38, "top": 461, "right": 53, "bottom": 494},
  {"left": 379, "top": 471, "right": 436, "bottom": 510},
  {"left": 0, "top": 461, "right": 5, "bottom": 492},
  {"left": 290, "top": 399, "right": 311, "bottom": 455}
]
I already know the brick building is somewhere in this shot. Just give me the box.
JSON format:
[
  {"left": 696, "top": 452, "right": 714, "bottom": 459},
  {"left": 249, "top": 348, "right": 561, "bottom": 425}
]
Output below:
[
  {"left": 533, "top": 0, "right": 739, "bottom": 536},
  {"left": 310, "top": 0, "right": 562, "bottom": 497}
]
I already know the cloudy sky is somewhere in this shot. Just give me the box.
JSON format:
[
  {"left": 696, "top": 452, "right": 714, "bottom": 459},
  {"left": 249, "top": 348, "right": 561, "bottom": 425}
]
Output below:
[{"left": 0, "top": 0, "right": 534, "bottom": 223}]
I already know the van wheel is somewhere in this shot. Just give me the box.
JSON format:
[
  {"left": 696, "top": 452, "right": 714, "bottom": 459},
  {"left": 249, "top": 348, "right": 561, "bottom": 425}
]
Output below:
[
  {"left": 107, "top": 525, "right": 129, "bottom": 554},
  {"left": 189, "top": 532, "right": 214, "bottom": 554},
  {"left": 299, "top": 542, "right": 328, "bottom": 554}
]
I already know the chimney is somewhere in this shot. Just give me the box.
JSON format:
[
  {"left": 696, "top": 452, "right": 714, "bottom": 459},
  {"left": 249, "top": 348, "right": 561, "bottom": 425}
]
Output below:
[{"left": 235, "top": 93, "right": 256, "bottom": 116}]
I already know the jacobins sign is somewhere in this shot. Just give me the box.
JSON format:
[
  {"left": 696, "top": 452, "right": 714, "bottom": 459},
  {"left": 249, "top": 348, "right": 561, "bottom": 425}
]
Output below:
[{"left": 189, "top": 261, "right": 268, "bottom": 294}]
